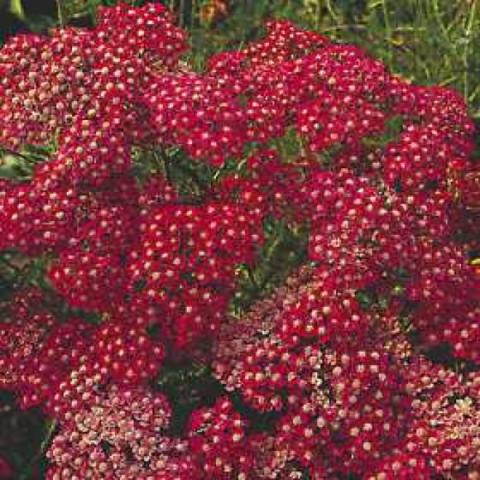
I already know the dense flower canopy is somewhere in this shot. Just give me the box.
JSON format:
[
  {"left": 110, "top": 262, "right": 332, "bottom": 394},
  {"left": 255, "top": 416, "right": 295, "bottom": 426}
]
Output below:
[{"left": 0, "top": 3, "right": 479, "bottom": 479}]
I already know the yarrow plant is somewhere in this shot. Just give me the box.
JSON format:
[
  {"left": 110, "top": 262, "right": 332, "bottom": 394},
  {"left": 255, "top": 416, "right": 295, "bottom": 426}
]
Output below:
[{"left": 0, "top": 3, "right": 479, "bottom": 479}]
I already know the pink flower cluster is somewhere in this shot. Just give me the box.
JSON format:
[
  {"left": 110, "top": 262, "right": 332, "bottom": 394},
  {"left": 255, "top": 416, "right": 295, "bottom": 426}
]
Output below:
[{"left": 0, "top": 3, "right": 479, "bottom": 478}]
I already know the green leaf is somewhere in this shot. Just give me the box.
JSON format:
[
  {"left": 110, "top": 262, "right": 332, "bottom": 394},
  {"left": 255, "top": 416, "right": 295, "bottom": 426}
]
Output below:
[
  {"left": 232, "top": 220, "right": 308, "bottom": 314},
  {"left": 363, "top": 114, "right": 404, "bottom": 149},
  {"left": 155, "top": 362, "right": 224, "bottom": 435},
  {"left": 356, "top": 289, "right": 374, "bottom": 309},
  {"left": 270, "top": 127, "right": 304, "bottom": 162},
  {"left": 0, "top": 142, "right": 53, "bottom": 181},
  {"left": 25, "top": 13, "right": 58, "bottom": 33},
  {"left": 0, "top": 155, "right": 30, "bottom": 181},
  {"left": 56, "top": 0, "right": 103, "bottom": 26},
  {"left": 9, "top": 0, "right": 25, "bottom": 20}
]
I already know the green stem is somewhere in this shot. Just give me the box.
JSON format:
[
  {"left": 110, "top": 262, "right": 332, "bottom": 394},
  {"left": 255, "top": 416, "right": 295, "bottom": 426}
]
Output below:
[
  {"left": 316, "top": 0, "right": 321, "bottom": 30},
  {"left": 0, "top": 147, "right": 35, "bottom": 164},
  {"left": 431, "top": 0, "right": 451, "bottom": 46},
  {"left": 191, "top": 0, "right": 197, "bottom": 28},
  {"left": 155, "top": 150, "right": 173, "bottom": 184},
  {"left": 463, "top": 0, "right": 478, "bottom": 100},
  {"left": 20, "top": 420, "right": 57, "bottom": 479},
  {"left": 9, "top": 0, "right": 25, "bottom": 20},
  {"left": 246, "top": 265, "right": 260, "bottom": 291},
  {"left": 39, "top": 419, "right": 57, "bottom": 458},
  {"left": 320, "top": 24, "right": 367, "bottom": 32},
  {"left": 468, "top": 83, "right": 480, "bottom": 104},
  {"left": 439, "top": 75, "right": 459, "bottom": 87},
  {"left": 56, "top": 0, "right": 65, "bottom": 28},
  {"left": 0, "top": 256, "right": 21, "bottom": 274},
  {"left": 382, "top": 0, "right": 393, "bottom": 69},
  {"left": 179, "top": 0, "right": 185, "bottom": 27},
  {"left": 325, "top": 0, "right": 339, "bottom": 22}
]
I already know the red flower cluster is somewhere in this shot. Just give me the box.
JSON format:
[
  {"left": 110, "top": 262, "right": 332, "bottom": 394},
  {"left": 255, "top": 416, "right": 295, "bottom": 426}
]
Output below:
[
  {"left": 187, "top": 398, "right": 254, "bottom": 478},
  {"left": 0, "top": 288, "right": 92, "bottom": 410},
  {"left": 145, "top": 73, "right": 247, "bottom": 166},
  {"left": 0, "top": 3, "right": 186, "bottom": 150},
  {"left": 128, "top": 201, "right": 262, "bottom": 348},
  {"left": 0, "top": 3, "right": 479, "bottom": 478},
  {"left": 46, "top": 384, "right": 181, "bottom": 479},
  {"left": 214, "top": 265, "right": 480, "bottom": 478}
]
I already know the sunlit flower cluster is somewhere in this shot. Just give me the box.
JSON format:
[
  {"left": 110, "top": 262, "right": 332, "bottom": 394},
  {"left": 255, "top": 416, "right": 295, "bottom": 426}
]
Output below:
[{"left": 0, "top": 3, "right": 479, "bottom": 478}]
